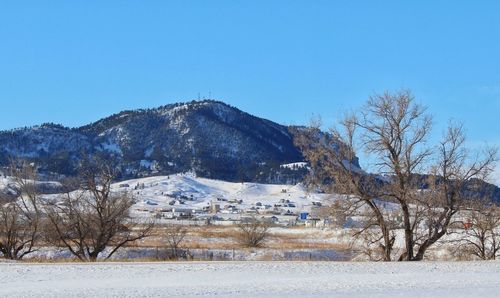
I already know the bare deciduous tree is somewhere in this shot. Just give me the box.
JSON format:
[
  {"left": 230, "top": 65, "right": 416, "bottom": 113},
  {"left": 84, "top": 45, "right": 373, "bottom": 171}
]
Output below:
[
  {"left": 294, "top": 113, "right": 398, "bottom": 261},
  {"left": 295, "top": 90, "right": 498, "bottom": 261},
  {"left": 164, "top": 224, "right": 188, "bottom": 259},
  {"left": 235, "top": 218, "right": 270, "bottom": 248},
  {"left": 458, "top": 205, "right": 500, "bottom": 260},
  {"left": 412, "top": 124, "right": 498, "bottom": 260},
  {"left": 45, "top": 159, "right": 153, "bottom": 262},
  {"left": 0, "top": 160, "right": 41, "bottom": 260}
]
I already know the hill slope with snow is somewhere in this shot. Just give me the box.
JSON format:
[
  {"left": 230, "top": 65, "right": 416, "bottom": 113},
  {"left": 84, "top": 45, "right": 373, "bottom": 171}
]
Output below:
[
  {"left": 106, "top": 174, "right": 334, "bottom": 219},
  {"left": 0, "top": 100, "right": 316, "bottom": 183}
]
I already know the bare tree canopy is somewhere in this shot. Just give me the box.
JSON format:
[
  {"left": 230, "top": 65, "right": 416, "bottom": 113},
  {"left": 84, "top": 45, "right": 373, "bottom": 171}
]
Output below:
[
  {"left": 164, "top": 224, "right": 188, "bottom": 259},
  {"left": 235, "top": 218, "right": 270, "bottom": 248},
  {"left": 295, "top": 90, "right": 498, "bottom": 261},
  {"left": 44, "top": 158, "right": 153, "bottom": 262},
  {"left": 0, "top": 159, "right": 41, "bottom": 260},
  {"left": 457, "top": 204, "right": 500, "bottom": 260}
]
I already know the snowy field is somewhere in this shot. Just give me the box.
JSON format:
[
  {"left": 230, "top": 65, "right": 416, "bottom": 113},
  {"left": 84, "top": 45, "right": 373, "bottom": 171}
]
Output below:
[{"left": 1, "top": 261, "right": 499, "bottom": 297}]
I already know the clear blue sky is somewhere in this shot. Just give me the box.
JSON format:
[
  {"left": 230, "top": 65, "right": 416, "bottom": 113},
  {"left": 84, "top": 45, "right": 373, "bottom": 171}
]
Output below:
[{"left": 0, "top": 1, "right": 499, "bottom": 180}]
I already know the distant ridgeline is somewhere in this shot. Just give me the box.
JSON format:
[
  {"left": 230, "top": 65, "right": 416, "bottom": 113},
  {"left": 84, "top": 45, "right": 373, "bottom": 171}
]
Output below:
[{"left": 0, "top": 100, "right": 315, "bottom": 184}]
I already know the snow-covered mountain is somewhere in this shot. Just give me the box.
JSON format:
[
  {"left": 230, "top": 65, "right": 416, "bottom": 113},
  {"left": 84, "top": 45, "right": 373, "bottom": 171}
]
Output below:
[{"left": 0, "top": 100, "right": 315, "bottom": 182}]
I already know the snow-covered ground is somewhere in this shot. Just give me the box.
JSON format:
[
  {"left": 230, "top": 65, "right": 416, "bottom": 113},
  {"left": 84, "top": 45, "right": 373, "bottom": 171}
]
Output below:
[{"left": 1, "top": 261, "right": 499, "bottom": 297}]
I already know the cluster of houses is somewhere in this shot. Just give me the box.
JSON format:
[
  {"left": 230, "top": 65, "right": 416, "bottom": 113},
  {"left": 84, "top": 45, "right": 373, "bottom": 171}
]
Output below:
[{"left": 135, "top": 193, "right": 350, "bottom": 228}]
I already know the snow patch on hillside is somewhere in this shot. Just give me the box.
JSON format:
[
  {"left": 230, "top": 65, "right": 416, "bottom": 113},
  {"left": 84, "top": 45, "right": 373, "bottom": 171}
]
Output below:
[{"left": 280, "top": 162, "right": 308, "bottom": 169}]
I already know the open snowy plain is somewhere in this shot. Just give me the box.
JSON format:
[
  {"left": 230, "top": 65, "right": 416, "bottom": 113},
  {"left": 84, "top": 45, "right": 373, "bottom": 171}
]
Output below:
[{"left": 1, "top": 261, "right": 499, "bottom": 297}]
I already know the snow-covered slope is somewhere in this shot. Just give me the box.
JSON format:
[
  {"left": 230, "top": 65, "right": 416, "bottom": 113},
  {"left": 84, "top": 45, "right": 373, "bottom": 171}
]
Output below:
[
  {"left": 0, "top": 176, "right": 63, "bottom": 198},
  {"left": 111, "top": 174, "right": 333, "bottom": 217}
]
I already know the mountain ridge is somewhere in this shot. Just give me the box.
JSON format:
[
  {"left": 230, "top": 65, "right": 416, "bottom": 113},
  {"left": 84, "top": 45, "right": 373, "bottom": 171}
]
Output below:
[{"left": 0, "top": 100, "right": 308, "bottom": 182}]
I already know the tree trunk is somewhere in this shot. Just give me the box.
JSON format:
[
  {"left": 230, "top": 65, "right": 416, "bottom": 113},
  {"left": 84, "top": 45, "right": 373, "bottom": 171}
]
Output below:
[{"left": 401, "top": 204, "right": 414, "bottom": 261}]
